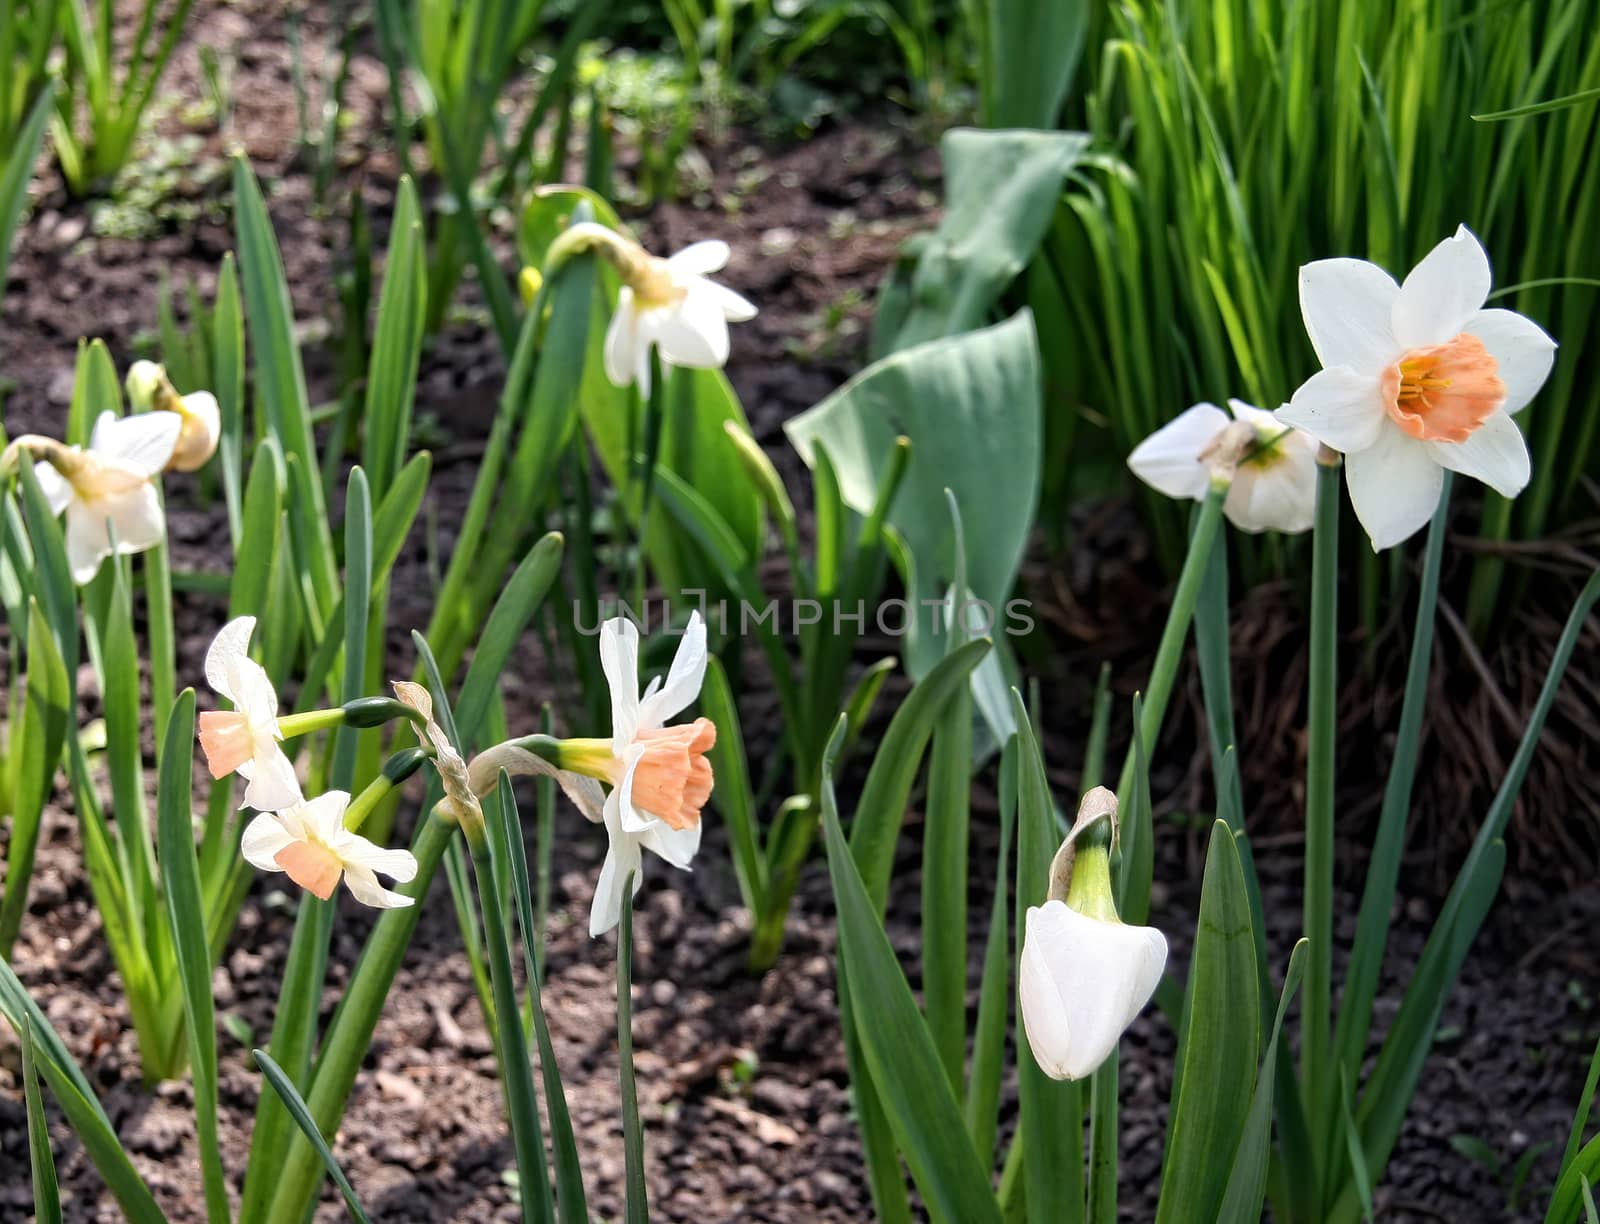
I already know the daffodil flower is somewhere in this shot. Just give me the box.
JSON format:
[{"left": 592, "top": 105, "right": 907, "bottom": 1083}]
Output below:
[
  {"left": 1128, "top": 399, "right": 1318, "bottom": 534},
  {"left": 601, "top": 239, "right": 757, "bottom": 395},
  {"left": 20, "top": 410, "right": 181, "bottom": 583},
  {"left": 560, "top": 611, "right": 716, "bottom": 936},
  {"left": 1018, "top": 787, "right": 1168, "bottom": 1081},
  {"left": 1278, "top": 224, "right": 1556, "bottom": 549},
  {"left": 197, "top": 616, "right": 303, "bottom": 812},
  {"left": 126, "top": 360, "right": 220, "bottom": 472},
  {"left": 241, "top": 790, "right": 418, "bottom": 908}
]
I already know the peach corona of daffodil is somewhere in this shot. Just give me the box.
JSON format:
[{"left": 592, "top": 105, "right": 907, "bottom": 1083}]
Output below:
[
  {"left": 1128, "top": 399, "right": 1318, "bottom": 534},
  {"left": 242, "top": 790, "right": 419, "bottom": 908},
  {"left": 10, "top": 410, "right": 181, "bottom": 583},
  {"left": 126, "top": 360, "right": 220, "bottom": 472},
  {"left": 1018, "top": 787, "right": 1168, "bottom": 1082},
  {"left": 198, "top": 616, "right": 303, "bottom": 812},
  {"left": 1278, "top": 224, "right": 1556, "bottom": 550},
  {"left": 561, "top": 611, "right": 716, "bottom": 936}
]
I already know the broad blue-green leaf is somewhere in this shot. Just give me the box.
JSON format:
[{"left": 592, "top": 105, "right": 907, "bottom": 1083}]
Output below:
[
  {"left": 873, "top": 130, "right": 1087, "bottom": 353},
  {"left": 786, "top": 311, "right": 1041, "bottom": 686}
]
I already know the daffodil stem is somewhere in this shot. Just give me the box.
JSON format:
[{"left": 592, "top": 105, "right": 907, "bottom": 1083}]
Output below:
[
  {"left": 343, "top": 749, "right": 426, "bottom": 832},
  {"left": 1302, "top": 457, "right": 1341, "bottom": 1181},
  {"left": 1114, "top": 485, "right": 1227, "bottom": 805}
]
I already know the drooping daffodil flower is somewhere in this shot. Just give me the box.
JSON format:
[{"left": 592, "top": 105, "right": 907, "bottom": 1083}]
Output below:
[
  {"left": 126, "top": 360, "right": 220, "bottom": 473},
  {"left": 1018, "top": 787, "right": 1168, "bottom": 1081},
  {"left": 558, "top": 611, "right": 716, "bottom": 936},
  {"left": 198, "top": 616, "right": 303, "bottom": 812},
  {"left": 8, "top": 410, "right": 181, "bottom": 584},
  {"left": 242, "top": 790, "right": 418, "bottom": 908},
  {"left": 601, "top": 238, "right": 757, "bottom": 395},
  {"left": 1128, "top": 399, "right": 1318, "bottom": 534},
  {"left": 1278, "top": 224, "right": 1556, "bottom": 550}
]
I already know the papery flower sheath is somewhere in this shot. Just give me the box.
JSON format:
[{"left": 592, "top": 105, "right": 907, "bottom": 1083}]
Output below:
[
  {"left": 241, "top": 790, "right": 418, "bottom": 908},
  {"left": 198, "top": 616, "right": 303, "bottom": 812},
  {"left": 1279, "top": 225, "right": 1555, "bottom": 549},
  {"left": 602, "top": 239, "right": 757, "bottom": 395},
  {"left": 30, "top": 410, "right": 181, "bottom": 583},
  {"left": 1128, "top": 399, "right": 1318, "bottom": 534}
]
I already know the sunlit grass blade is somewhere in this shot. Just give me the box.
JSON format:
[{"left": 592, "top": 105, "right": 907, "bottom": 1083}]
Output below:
[
  {"left": 701, "top": 654, "right": 763, "bottom": 917},
  {"left": 0, "top": 81, "right": 53, "bottom": 291},
  {"left": 253, "top": 1049, "right": 373, "bottom": 1224}
]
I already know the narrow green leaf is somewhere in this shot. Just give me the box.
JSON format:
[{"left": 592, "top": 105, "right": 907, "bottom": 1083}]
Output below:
[
  {"left": 0, "top": 959, "right": 164, "bottom": 1222},
  {"left": 1012, "top": 692, "right": 1082, "bottom": 1222},
  {"left": 491, "top": 772, "right": 587, "bottom": 1222},
  {"left": 1217, "top": 940, "right": 1309, "bottom": 1224},
  {"left": 20, "top": 1018, "right": 63, "bottom": 1224},
  {"left": 0, "top": 81, "right": 54, "bottom": 292},
  {"left": 1156, "top": 822, "right": 1260, "bottom": 1224},
  {"left": 821, "top": 719, "right": 1002, "bottom": 1223},
  {"left": 964, "top": 736, "right": 1016, "bottom": 1167},
  {"left": 254, "top": 1049, "right": 373, "bottom": 1224},
  {"left": 849, "top": 637, "right": 992, "bottom": 911},
  {"left": 156, "top": 690, "right": 229, "bottom": 1222}
]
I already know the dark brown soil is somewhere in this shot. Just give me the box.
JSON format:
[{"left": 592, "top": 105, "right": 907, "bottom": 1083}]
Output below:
[{"left": 0, "top": 3, "right": 1597, "bottom": 1222}]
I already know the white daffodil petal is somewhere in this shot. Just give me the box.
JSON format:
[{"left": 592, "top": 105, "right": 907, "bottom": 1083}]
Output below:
[
  {"left": 64, "top": 507, "right": 112, "bottom": 584},
  {"left": 106, "top": 484, "right": 166, "bottom": 554},
  {"left": 1298, "top": 258, "right": 1403, "bottom": 372},
  {"left": 604, "top": 288, "right": 639, "bottom": 388},
  {"left": 206, "top": 617, "right": 257, "bottom": 700},
  {"left": 1427, "top": 411, "right": 1530, "bottom": 499},
  {"left": 1393, "top": 224, "right": 1492, "bottom": 349},
  {"left": 342, "top": 863, "right": 415, "bottom": 909},
  {"left": 1277, "top": 366, "right": 1386, "bottom": 455},
  {"left": 1226, "top": 399, "right": 1282, "bottom": 432},
  {"left": 637, "top": 610, "right": 708, "bottom": 729},
  {"left": 240, "top": 813, "right": 295, "bottom": 872},
  {"left": 238, "top": 744, "right": 303, "bottom": 813},
  {"left": 299, "top": 790, "right": 352, "bottom": 843},
  {"left": 33, "top": 462, "right": 72, "bottom": 515},
  {"left": 615, "top": 753, "right": 653, "bottom": 833},
  {"left": 1466, "top": 308, "right": 1556, "bottom": 415},
  {"left": 1018, "top": 901, "right": 1167, "bottom": 1082},
  {"left": 638, "top": 817, "right": 700, "bottom": 871},
  {"left": 89, "top": 410, "right": 181, "bottom": 476},
  {"left": 337, "top": 831, "right": 419, "bottom": 884},
  {"left": 599, "top": 617, "right": 642, "bottom": 746},
  {"left": 1224, "top": 449, "right": 1317, "bottom": 535},
  {"left": 708, "top": 280, "right": 757, "bottom": 322},
  {"left": 656, "top": 290, "right": 728, "bottom": 368},
  {"left": 1126, "top": 403, "right": 1230, "bottom": 502},
  {"left": 1345, "top": 424, "right": 1444, "bottom": 551},
  {"left": 591, "top": 793, "right": 645, "bottom": 936},
  {"left": 665, "top": 239, "right": 731, "bottom": 276}
]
